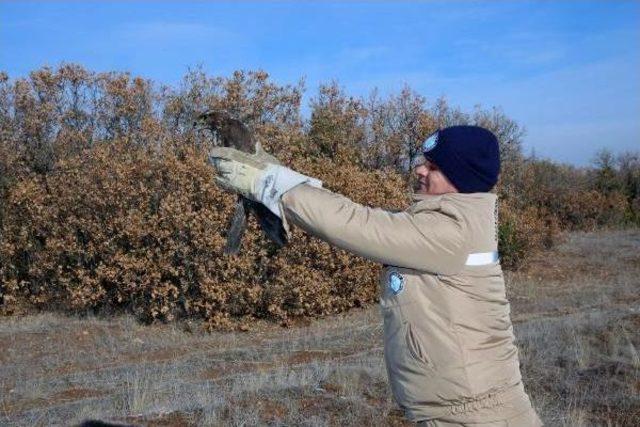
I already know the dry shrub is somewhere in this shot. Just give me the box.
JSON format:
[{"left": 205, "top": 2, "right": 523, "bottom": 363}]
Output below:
[
  {"left": 498, "top": 200, "right": 560, "bottom": 270},
  {"left": 550, "top": 190, "right": 629, "bottom": 231},
  {"left": 1, "top": 64, "right": 637, "bottom": 326},
  {"left": 1, "top": 142, "right": 227, "bottom": 319},
  {"left": 0, "top": 135, "right": 407, "bottom": 328},
  {"left": 500, "top": 158, "right": 633, "bottom": 232}
]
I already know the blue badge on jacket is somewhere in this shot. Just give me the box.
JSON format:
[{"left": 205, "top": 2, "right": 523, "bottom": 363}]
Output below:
[{"left": 388, "top": 271, "right": 405, "bottom": 295}]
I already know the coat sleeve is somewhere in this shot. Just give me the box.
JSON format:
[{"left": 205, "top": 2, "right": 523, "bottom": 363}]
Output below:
[{"left": 280, "top": 184, "right": 468, "bottom": 274}]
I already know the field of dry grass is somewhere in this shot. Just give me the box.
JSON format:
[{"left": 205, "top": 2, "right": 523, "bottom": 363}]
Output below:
[{"left": 1, "top": 230, "right": 639, "bottom": 427}]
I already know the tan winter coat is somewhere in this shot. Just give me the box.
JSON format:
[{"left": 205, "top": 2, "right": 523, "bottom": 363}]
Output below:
[{"left": 280, "top": 184, "right": 541, "bottom": 425}]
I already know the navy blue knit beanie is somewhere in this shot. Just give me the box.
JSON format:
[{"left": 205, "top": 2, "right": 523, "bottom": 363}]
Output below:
[{"left": 422, "top": 125, "right": 500, "bottom": 193}]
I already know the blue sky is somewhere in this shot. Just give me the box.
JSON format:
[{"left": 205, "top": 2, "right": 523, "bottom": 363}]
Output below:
[{"left": 1, "top": 1, "right": 639, "bottom": 165}]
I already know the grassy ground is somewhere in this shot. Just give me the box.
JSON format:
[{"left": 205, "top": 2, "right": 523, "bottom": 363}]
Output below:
[{"left": 1, "top": 230, "right": 639, "bottom": 427}]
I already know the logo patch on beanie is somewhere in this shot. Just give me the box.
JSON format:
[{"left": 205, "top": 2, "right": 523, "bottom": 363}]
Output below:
[{"left": 422, "top": 132, "right": 439, "bottom": 152}]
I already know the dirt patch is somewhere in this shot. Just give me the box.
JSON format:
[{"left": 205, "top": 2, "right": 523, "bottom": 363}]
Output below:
[
  {"left": 297, "top": 394, "right": 339, "bottom": 414},
  {"left": 256, "top": 398, "right": 288, "bottom": 423},
  {"left": 519, "top": 254, "right": 613, "bottom": 288},
  {"left": 52, "top": 387, "right": 105, "bottom": 402},
  {"left": 199, "top": 349, "right": 355, "bottom": 382},
  {"left": 286, "top": 349, "right": 349, "bottom": 364},
  {"left": 200, "top": 360, "right": 276, "bottom": 381},
  {"left": 3, "top": 387, "right": 106, "bottom": 415},
  {"left": 587, "top": 402, "right": 640, "bottom": 427},
  {"left": 121, "top": 347, "right": 184, "bottom": 364},
  {"left": 139, "top": 411, "right": 197, "bottom": 427},
  {"left": 621, "top": 312, "right": 640, "bottom": 330}
]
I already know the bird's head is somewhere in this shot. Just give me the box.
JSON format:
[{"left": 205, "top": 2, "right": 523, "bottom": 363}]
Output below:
[
  {"left": 194, "top": 109, "right": 254, "bottom": 151},
  {"left": 193, "top": 110, "right": 233, "bottom": 133}
]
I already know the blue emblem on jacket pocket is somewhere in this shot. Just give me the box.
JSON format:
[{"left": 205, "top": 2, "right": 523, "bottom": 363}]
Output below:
[{"left": 388, "top": 271, "right": 405, "bottom": 295}]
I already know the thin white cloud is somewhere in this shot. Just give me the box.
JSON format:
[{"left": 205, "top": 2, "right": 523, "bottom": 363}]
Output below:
[
  {"left": 340, "top": 46, "right": 390, "bottom": 62},
  {"left": 529, "top": 118, "right": 640, "bottom": 165},
  {"left": 333, "top": 44, "right": 639, "bottom": 165},
  {"left": 452, "top": 30, "right": 569, "bottom": 69},
  {"left": 115, "top": 21, "right": 239, "bottom": 45}
]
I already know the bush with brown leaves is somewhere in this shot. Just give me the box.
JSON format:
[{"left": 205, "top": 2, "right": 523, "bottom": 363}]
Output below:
[
  {"left": 0, "top": 64, "right": 636, "bottom": 327},
  {"left": 0, "top": 140, "right": 407, "bottom": 329}
]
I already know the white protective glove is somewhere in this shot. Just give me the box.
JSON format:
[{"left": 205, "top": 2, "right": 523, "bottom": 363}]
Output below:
[{"left": 208, "top": 146, "right": 322, "bottom": 219}]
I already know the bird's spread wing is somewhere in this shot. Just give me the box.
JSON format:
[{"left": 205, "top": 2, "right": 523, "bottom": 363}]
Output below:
[
  {"left": 253, "top": 202, "right": 287, "bottom": 247},
  {"left": 223, "top": 198, "right": 248, "bottom": 255},
  {"left": 198, "top": 110, "right": 288, "bottom": 254}
]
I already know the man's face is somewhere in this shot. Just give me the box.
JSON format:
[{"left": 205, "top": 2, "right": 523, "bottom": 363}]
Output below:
[{"left": 413, "top": 158, "right": 459, "bottom": 195}]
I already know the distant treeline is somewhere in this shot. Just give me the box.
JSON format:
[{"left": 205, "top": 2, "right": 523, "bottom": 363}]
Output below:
[{"left": 0, "top": 65, "right": 638, "bottom": 327}]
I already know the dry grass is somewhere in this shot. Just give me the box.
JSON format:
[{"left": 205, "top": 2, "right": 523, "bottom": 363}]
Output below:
[{"left": 1, "top": 229, "right": 639, "bottom": 426}]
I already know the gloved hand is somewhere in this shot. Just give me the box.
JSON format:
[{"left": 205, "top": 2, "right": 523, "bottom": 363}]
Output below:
[{"left": 209, "top": 146, "right": 322, "bottom": 218}]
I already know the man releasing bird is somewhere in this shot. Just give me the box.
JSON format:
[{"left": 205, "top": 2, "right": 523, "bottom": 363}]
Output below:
[
  {"left": 194, "top": 110, "right": 293, "bottom": 254},
  {"left": 207, "top": 125, "right": 542, "bottom": 426}
]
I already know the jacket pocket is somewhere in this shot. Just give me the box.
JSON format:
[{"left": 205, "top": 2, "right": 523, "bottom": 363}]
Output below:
[
  {"left": 405, "top": 321, "right": 434, "bottom": 369},
  {"left": 384, "top": 313, "right": 432, "bottom": 408}
]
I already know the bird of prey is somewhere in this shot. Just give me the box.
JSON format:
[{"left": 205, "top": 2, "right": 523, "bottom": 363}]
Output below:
[{"left": 194, "top": 110, "right": 288, "bottom": 254}]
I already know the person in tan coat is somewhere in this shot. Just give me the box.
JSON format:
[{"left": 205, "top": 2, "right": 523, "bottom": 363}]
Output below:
[{"left": 209, "top": 125, "right": 542, "bottom": 426}]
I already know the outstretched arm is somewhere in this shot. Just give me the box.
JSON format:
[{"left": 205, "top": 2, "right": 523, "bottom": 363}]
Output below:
[
  {"left": 281, "top": 184, "right": 467, "bottom": 275},
  {"left": 208, "top": 147, "right": 467, "bottom": 274}
]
